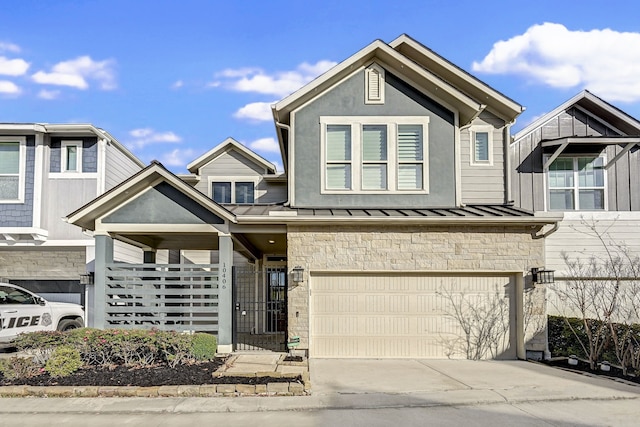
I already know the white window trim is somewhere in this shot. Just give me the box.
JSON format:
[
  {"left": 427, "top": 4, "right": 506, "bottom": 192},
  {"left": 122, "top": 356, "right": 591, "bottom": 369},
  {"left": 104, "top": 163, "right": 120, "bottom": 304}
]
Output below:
[
  {"left": 320, "top": 116, "right": 429, "bottom": 194},
  {"left": 469, "top": 125, "right": 493, "bottom": 166},
  {"left": 208, "top": 176, "right": 260, "bottom": 204},
  {"left": 365, "top": 63, "right": 385, "bottom": 105},
  {"left": 543, "top": 154, "right": 608, "bottom": 211},
  {"left": 0, "top": 136, "right": 26, "bottom": 204},
  {"left": 61, "top": 140, "right": 82, "bottom": 173}
]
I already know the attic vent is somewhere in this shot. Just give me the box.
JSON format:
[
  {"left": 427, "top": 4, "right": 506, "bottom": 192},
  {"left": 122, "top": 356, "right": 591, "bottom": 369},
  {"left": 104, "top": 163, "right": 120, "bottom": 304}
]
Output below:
[{"left": 365, "top": 64, "right": 385, "bottom": 105}]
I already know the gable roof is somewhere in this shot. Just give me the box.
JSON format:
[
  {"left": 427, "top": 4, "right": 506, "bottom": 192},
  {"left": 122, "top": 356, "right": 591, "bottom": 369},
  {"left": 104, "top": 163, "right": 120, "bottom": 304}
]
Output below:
[
  {"left": 513, "top": 90, "right": 640, "bottom": 143},
  {"left": 388, "top": 34, "right": 524, "bottom": 122},
  {"left": 186, "top": 137, "right": 277, "bottom": 174},
  {"left": 66, "top": 161, "right": 236, "bottom": 231},
  {"left": 273, "top": 38, "right": 486, "bottom": 127}
]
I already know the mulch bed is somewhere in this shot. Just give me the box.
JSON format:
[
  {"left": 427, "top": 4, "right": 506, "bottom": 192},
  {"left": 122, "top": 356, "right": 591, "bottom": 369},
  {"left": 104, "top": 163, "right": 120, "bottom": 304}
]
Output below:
[
  {"left": 543, "top": 358, "right": 640, "bottom": 385},
  {"left": 0, "top": 359, "right": 298, "bottom": 387}
]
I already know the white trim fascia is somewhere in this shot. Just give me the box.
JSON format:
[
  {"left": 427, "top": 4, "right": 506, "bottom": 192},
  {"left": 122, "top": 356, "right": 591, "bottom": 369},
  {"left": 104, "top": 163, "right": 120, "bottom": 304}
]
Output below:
[
  {"left": 32, "top": 133, "right": 44, "bottom": 228},
  {"left": 0, "top": 239, "right": 94, "bottom": 247},
  {"left": 94, "top": 223, "right": 226, "bottom": 234},
  {"left": 97, "top": 138, "right": 107, "bottom": 194},
  {"left": 468, "top": 125, "right": 495, "bottom": 166},
  {"left": 50, "top": 172, "right": 99, "bottom": 179},
  {"left": 186, "top": 137, "right": 276, "bottom": 174},
  {"left": 388, "top": 34, "right": 523, "bottom": 119}
]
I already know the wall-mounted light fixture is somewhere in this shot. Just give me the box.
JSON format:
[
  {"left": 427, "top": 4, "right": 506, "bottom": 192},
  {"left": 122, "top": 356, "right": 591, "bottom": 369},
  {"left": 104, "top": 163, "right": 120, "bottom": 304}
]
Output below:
[
  {"left": 292, "top": 266, "right": 304, "bottom": 284},
  {"left": 531, "top": 267, "right": 554, "bottom": 284},
  {"left": 79, "top": 272, "right": 94, "bottom": 285}
]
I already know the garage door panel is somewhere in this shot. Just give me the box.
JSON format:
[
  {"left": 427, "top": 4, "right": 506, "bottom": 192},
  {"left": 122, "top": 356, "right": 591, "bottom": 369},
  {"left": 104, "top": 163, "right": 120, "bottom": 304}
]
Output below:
[{"left": 310, "top": 273, "right": 514, "bottom": 359}]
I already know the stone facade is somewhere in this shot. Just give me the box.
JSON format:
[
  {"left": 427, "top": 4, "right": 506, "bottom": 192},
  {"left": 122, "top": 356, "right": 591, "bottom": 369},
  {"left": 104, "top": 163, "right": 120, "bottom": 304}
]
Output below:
[
  {"left": 0, "top": 248, "right": 85, "bottom": 280},
  {"left": 286, "top": 224, "right": 547, "bottom": 354}
]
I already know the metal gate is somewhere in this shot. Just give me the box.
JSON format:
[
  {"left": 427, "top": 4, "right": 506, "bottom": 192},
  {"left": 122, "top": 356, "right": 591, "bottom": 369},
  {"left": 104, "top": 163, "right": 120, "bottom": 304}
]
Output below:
[{"left": 232, "top": 266, "right": 287, "bottom": 351}]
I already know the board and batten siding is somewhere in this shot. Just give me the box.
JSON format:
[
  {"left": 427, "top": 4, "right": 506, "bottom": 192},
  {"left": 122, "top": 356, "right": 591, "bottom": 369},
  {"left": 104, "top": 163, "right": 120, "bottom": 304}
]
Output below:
[
  {"left": 42, "top": 178, "right": 97, "bottom": 240},
  {"left": 105, "top": 143, "right": 144, "bottom": 191},
  {"left": 511, "top": 107, "right": 639, "bottom": 211},
  {"left": 460, "top": 112, "right": 507, "bottom": 204}
]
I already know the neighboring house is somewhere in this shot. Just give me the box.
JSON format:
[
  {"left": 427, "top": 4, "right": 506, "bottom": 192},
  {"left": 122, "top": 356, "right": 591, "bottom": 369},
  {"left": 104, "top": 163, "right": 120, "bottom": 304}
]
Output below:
[
  {"left": 510, "top": 91, "right": 640, "bottom": 323},
  {"left": 0, "top": 123, "right": 145, "bottom": 307},
  {"left": 66, "top": 35, "right": 561, "bottom": 359}
]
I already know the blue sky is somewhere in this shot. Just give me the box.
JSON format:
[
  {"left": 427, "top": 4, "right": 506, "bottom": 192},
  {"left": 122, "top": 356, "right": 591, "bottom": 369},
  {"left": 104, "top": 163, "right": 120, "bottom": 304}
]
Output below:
[{"left": 2, "top": 0, "right": 640, "bottom": 172}]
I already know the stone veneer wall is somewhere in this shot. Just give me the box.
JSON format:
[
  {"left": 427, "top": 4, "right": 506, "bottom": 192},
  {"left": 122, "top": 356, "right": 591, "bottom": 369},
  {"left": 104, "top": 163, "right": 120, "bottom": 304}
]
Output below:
[
  {"left": 0, "top": 248, "right": 85, "bottom": 280},
  {"left": 286, "top": 224, "right": 547, "bottom": 355}
]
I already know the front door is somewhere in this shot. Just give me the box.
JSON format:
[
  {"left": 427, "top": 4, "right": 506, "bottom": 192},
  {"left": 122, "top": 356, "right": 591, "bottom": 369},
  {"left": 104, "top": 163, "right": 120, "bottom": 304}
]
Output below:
[{"left": 265, "top": 264, "right": 287, "bottom": 333}]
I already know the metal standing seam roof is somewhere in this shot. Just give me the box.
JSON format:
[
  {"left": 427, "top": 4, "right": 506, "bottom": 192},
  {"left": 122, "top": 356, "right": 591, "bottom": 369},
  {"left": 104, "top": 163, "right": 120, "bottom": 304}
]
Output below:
[{"left": 224, "top": 204, "right": 535, "bottom": 218}]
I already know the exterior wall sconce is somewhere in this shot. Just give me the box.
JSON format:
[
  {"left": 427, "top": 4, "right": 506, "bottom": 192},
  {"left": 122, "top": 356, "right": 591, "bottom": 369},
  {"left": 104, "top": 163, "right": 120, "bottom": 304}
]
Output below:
[
  {"left": 79, "top": 272, "right": 94, "bottom": 285},
  {"left": 531, "top": 267, "right": 554, "bottom": 284},
  {"left": 292, "top": 266, "right": 304, "bottom": 284}
]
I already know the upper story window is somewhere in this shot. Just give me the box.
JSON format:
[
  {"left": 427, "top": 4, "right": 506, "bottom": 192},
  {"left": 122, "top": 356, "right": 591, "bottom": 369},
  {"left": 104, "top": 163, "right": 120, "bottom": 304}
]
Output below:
[
  {"left": 0, "top": 137, "right": 26, "bottom": 203},
  {"left": 321, "top": 116, "right": 429, "bottom": 194},
  {"left": 469, "top": 126, "right": 493, "bottom": 165},
  {"left": 547, "top": 156, "right": 605, "bottom": 210},
  {"left": 62, "top": 141, "right": 82, "bottom": 172},
  {"left": 211, "top": 180, "right": 255, "bottom": 204}
]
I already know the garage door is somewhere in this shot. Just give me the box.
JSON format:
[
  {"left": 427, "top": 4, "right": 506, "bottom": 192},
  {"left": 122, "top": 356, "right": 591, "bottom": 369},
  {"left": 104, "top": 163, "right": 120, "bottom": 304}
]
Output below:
[{"left": 310, "top": 273, "right": 515, "bottom": 359}]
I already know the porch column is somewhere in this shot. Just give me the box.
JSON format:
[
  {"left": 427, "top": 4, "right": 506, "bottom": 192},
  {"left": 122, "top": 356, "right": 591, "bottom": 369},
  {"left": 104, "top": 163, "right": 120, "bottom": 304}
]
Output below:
[
  {"left": 94, "top": 234, "right": 114, "bottom": 329},
  {"left": 217, "top": 233, "right": 234, "bottom": 353}
]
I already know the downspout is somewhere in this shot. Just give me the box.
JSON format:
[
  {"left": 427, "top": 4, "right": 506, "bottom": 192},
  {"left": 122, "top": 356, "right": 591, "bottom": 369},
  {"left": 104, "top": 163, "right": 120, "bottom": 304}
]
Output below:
[
  {"left": 504, "top": 120, "right": 515, "bottom": 205},
  {"left": 275, "top": 121, "right": 291, "bottom": 207}
]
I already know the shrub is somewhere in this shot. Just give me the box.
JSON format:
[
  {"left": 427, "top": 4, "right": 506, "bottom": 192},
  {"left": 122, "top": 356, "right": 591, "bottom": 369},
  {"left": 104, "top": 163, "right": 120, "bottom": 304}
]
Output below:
[
  {"left": 45, "top": 345, "right": 83, "bottom": 378},
  {"left": 0, "top": 357, "right": 41, "bottom": 380},
  {"left": 190, "top": 333, "right": 217, "bottom": 360}
]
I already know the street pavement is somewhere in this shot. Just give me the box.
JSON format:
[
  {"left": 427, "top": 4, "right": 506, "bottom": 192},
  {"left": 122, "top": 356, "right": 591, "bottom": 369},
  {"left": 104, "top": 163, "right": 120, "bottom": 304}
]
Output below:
[{"left": 0, "top": 358, "right": 638, "bottom": 426}]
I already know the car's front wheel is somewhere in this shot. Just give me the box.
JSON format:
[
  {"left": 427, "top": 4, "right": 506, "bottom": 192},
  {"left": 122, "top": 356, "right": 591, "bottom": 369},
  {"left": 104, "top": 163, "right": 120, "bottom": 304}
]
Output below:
[{"left": 56, "top": 318, "right": 84, "bottom": 332}]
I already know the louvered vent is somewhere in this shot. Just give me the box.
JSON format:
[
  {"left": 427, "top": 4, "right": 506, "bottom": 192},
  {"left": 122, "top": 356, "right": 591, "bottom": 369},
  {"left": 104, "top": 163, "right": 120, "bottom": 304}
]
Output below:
[{"left": 365, "top": 64, "right": 385, "bottom": 104}]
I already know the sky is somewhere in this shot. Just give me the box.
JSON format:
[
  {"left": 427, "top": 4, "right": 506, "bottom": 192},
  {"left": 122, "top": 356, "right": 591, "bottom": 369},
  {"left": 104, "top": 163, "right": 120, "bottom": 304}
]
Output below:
[{"left": 1, "top": 0, "right": 640, "bottom": 173}]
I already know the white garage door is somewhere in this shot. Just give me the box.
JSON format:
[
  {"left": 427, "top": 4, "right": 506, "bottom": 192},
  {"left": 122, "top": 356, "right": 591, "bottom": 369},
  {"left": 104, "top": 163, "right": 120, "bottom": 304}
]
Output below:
[{"left": 310, "top": 273, "right": 515, "bottom": 359}]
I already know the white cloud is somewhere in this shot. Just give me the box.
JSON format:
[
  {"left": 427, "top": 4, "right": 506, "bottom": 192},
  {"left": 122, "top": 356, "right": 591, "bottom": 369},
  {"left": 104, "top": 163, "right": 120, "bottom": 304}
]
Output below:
[
  {"left": 32, "top": 56, "right": 116, "bottom": 90},
  {"left": 472, "top": 22, "right": 640, "bottom": 102},
  {"left": 127, "top": 128, "right": 182, "bottom": 150},
  {"left": 0, "top": 56, "right": 29, "bottom": 76},
  {"left": 158, "top": 148, "right": 197, "bottom": 168},
  {"left": 0, "top": 42, "right": 20, "bottom": 53},
  {"left": 248, "top": 137, "right": 280, "bottom": 153},
  {"left": 233, "top": 101, "right": 275, "bottom": 121},
  {"left": 38, "top": 89, "right": 61, "bottom": 100},
  {"left": 171, "top": 80, "right": 184, "bottom": 89},
  {"left": 211, "top": 60, "right": 337, "bottom": 98},
  {"left": 0, "top": 80, "right": 20, "bottom": 94}
]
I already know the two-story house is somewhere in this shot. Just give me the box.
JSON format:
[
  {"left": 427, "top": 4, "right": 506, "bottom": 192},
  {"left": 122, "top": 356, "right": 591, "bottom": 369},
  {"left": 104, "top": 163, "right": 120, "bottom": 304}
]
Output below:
[
  {"left": 66, "top": 35, "right": 561, "bottom": 359},
  {"left": 0, "top": 123, "right": 145, "bottom": 309},
  {"left": 510, "top": 91, "right": 640, "bottom": 323}
]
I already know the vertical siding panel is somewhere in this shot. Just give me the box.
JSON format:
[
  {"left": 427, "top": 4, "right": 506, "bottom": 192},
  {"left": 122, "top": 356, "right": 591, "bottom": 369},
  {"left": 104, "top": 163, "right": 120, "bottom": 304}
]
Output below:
[
  {"left": 573, "top": 108, "right": 587, "bottom": 136},
  {"left": 615, "top": 145, "right": 631, "bottom": 211},
  {"left": 630, "top": 148, "right": 640, "bottom": 211}
]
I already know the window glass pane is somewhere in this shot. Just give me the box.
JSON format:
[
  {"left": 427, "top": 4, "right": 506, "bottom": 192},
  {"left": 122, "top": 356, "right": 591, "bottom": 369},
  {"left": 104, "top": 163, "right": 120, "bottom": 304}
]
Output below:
[
  {"left": 326, "top": 164, "right": 351, "bottom": 189},
  {"left": 0, "top": 176, "right": 19, "bottom": 199},
  {"left": 0, "top": 142, "right": 19, "bottom": 174},
  {"left": 397, "top": 125, "right": 423, "bottom": 161},
  {"left": 398, "top": 164, "right": 422, "bottom": 190},
  {"left": 362, "top": 125, "right": 387, "bottom": 161},
  {"left": 579, "top": 189, "right": 604, "bottom": 210},
  {"left": 66, "top": 146, "right": 78, "bottom": 171},
  {"left": 212, "top": 182, "right": 231, "bottom": 203},
  {"left": 474, "top": 132, "right": 489, "bottom": 161},
  {"left": 548, "top": 158, "right": 574, "bottom": 188},
  {"left": 235, "top": 182, "right": 255, "bottom": 204},
  {"left": 549, "top": 189, "right": 574, "bottom": 210},
  {"left": 578, "top": 157, "right": 604, "bottom": 187},
  {"left": 326, "top": 125, "right": 351, "bottom": 161},
  {"left": 362, "top": 164, "right": 387, "bottom": 190}
]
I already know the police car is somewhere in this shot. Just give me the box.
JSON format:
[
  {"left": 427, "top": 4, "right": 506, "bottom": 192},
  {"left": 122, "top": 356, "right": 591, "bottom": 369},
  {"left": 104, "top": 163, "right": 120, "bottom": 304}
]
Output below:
[{"left": 0, "top": 282, "right": 85, "bottom": 349}]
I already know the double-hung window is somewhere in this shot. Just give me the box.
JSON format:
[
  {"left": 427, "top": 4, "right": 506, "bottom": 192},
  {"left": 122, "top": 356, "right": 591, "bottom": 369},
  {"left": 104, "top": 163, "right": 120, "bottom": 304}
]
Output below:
[
  {"left": 0, "top": 137, "right": 26, "bottom": 202},
  {"left": 321, "top": 117, "right": 429, "bottom": 193},
  {"left": 547, "top": 156, "right": 605, "bottom": 210},
  {"left": 211, "top": 180, "right": 255, "bottom": 204},
  {"left": 62, "top": 141, "right": 82, "bottom": 172}
]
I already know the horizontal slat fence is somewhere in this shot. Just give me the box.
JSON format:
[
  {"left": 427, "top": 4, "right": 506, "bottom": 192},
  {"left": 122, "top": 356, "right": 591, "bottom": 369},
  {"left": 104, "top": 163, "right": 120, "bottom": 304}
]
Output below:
[{"left": 105, "top": 263, "right": 219, "bottom": 332}]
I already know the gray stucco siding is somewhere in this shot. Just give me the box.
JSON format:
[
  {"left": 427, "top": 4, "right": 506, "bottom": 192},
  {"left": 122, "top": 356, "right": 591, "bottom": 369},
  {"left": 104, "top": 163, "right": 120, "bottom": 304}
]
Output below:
[
  {"left": 49, "top": 137, "right": 98, "bottom": 173},
  {"left": 0, "top": 135, "right": 35, "bottom": 227},
  {"left": 292, "top": 69, "right": 456, "bottom": 208}
]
